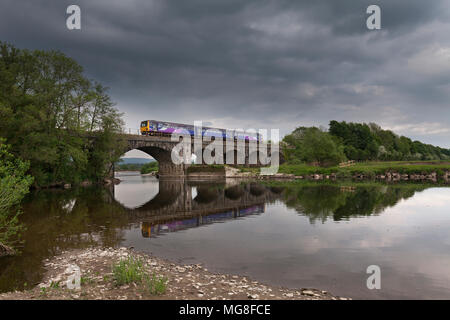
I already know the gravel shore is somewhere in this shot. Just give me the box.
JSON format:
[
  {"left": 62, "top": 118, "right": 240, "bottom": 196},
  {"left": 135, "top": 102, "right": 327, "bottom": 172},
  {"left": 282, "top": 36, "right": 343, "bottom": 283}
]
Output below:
[{"left": 0, "top": 247, "right": 349, "bottom": 300}]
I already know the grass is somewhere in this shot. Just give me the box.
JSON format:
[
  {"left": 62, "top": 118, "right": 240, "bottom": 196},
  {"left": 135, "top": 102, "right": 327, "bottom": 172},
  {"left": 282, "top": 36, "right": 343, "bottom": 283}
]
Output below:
[
  {"left": 237, "top": 161, "right": 450, "bottom": 178},
  {"left": 49, "top": 281, "right": 60, "bottom": 289},
  {"left": 187, "top": 164, "right": 225, "bottom": 173},
  {"left": 112, "top": 256, "right": 146, "bottom": 285},
  {"left": 145, "top": 272, "right": 169, "bottom": 295},
  {"left": 258, "top": 178, "right": 448, "bottom": 188},
  {"left": 80, "top": 275, "right": 94, "bottom": 286},
  {"left": 112, "top": 256, "right": 167, "bottom": 295}
]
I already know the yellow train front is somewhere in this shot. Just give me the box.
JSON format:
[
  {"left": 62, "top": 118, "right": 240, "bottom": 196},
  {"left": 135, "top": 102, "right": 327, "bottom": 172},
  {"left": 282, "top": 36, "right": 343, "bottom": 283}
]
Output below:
[{"left": 140, "top": 120, "right": 150, "bottom": 135}]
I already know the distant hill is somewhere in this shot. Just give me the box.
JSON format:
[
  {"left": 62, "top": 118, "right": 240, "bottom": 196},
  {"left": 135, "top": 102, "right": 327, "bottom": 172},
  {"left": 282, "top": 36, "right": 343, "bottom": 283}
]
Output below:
[{"left": 117, "top": 157, "right": 155, "bottom": 165}]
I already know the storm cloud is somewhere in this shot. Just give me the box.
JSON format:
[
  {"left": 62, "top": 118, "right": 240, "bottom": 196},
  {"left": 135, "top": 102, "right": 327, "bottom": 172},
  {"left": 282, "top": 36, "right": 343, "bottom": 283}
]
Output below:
[{"left": 1, "top": 0, "right": 450, "bottom": 147}]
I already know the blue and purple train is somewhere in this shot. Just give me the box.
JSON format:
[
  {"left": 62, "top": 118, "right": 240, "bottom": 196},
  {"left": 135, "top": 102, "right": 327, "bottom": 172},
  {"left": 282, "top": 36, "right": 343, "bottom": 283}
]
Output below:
[{"left": 140, "top": 120, "right": 261, "bottom": 141}]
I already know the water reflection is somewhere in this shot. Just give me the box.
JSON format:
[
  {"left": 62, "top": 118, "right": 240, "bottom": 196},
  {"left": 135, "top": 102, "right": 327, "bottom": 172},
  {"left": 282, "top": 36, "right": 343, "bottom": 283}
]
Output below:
[
  {"left": 141, "top": 205, "right": 265, "bottom": 238},
  {"left": 114, "top": 172, "right": 159, "bottom": 209},
  {"left": 0, "top": 175, "right": 449, "bottom": 299},
  {"left": 0, "top": 187, "right": 128, "bottom": 292},
  {"left": 282, "top": 184, "right": 424, "bottom": 223}
]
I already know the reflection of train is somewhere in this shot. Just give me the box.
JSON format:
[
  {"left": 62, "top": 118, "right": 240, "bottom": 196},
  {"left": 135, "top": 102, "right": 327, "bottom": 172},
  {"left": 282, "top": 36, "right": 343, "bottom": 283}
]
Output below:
[
  {"left": 141, "top": 204, "right": 265, "bottom": 238},
  {"left": 140, "top": 120, "right": 261, "bottom": 141}
]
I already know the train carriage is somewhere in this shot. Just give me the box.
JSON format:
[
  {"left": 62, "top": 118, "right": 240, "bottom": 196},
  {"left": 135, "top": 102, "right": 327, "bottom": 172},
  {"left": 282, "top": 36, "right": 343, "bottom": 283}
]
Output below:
[{"left": 140, "top": 120, "right": 261, "bottom": 141}]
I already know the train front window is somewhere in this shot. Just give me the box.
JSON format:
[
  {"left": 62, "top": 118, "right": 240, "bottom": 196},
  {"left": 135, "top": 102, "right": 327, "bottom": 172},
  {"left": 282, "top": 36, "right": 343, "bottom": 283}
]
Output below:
[{"left": 141, "top": 121, "right": 147, "bottom": 128}]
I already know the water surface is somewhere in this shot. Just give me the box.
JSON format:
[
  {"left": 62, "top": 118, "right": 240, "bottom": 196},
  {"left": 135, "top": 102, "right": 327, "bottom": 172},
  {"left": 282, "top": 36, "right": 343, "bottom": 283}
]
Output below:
[{"left": 1, "top": 172, "right": 449, "bottom": 299}]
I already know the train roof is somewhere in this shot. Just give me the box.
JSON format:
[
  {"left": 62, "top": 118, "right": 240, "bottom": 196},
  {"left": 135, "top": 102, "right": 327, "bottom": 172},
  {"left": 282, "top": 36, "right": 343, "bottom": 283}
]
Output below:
[{"left": 142, "top": 119, "right": 258, "bottom": 134}]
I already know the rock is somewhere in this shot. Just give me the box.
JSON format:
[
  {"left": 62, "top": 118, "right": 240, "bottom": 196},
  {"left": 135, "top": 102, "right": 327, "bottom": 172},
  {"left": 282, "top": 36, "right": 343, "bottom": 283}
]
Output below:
[
  {"left": 0, "top": 242, "right": 15, "bottom": 257},
  {"left": 248, "top": 294, "right": 259, "bottom": 299},
  {"left": 301, "top": 290, "right": 316, "bottom": 296},
  {"left": 63, "top": 183, "right": 71, "bottom": 189}
]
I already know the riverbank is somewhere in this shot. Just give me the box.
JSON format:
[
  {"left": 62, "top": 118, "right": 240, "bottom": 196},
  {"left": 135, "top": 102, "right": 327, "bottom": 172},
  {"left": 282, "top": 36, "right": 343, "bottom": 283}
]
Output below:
[
  {"left": 0, "top": 247, "right": 346, "bottom": 300},
  {"left": 236, "top": 162, "right": 450, "bottom": 182}
]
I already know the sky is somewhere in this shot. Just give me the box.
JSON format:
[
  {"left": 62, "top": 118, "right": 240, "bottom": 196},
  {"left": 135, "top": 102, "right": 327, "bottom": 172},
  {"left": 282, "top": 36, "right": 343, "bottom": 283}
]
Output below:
[{"left": 1, "top": 0, "right": 450, "bottom": 158}]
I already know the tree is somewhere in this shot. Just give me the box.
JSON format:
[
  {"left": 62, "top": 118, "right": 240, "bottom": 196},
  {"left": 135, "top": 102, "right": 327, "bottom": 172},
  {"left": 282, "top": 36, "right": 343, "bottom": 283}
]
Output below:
[
  {"left": 0, "top": 42, "right": 125, "bottom": 186},
  {"left": 283, "top": 127, "right": 346, "bottom": 166},
  {"left": 0, "top": 139, "right": 33, "bottom": 255},
  {"left": 328, "top": 120, "right": 450, "bottom": 161}
]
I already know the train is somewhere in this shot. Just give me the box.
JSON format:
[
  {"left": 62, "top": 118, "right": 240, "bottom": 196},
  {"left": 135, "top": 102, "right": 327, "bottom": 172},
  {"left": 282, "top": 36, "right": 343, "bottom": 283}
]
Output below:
[
  {"left": 141, "top": 204, "right": 265, "bottom": 238},
  {"left": 140, "top": 120, "right": 261, "bottom": 141}
]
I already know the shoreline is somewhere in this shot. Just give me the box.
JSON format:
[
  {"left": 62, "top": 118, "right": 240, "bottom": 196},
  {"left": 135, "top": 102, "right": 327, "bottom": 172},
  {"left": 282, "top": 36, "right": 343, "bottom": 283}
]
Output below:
[{"left": 0, "top": 247, "right": 347, "bottom": 300}]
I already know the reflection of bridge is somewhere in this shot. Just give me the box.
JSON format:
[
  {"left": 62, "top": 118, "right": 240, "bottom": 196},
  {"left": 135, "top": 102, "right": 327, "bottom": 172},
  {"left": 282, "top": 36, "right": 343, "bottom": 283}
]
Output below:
[
  {"left": 122, "top": 134, "right": 281, "bottom": 177},
  {"left": 110, "top": 179, "right": 285, "bottom": 229}
]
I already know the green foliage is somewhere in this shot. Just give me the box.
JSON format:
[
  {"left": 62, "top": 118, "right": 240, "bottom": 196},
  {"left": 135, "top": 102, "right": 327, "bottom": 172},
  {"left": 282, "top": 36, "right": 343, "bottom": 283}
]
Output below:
[
  {"left": 112, "top": 256, "right": 167, "bottom": 295},
  {"left": 277, "top": 161, "right": 450, "bottom": 178},
  {"left": 283, "top": 121, "right": 450, "bottom": 166},
  {"left": 187, "top": 164, "right": 225, "bottom": 173},
  {"left": 145, "top": 272, "right": 168, "bottom": 295},
  {"left": 281, "top": 184, "right": 422, "bottom": 223},
  {"left": 112, "top": 256, "right": 146, "bottom": 286},
  {"left": 0, "top": 41, "right": 125, "bottom": 187},
  {"left": 329, "top": 121, "right": 450, "bottom": 161},
  {"left": 283, "top": 127, "right": 346, "bottom": 166},
  {"left": 115, "top": 163, "right": 146, "bottom": 171},
  {"left": 140, "top": 161, "right": 158, "bottom": 174},
  {"left": 0, "top": 138, "right": 33, "bottom": 248}
]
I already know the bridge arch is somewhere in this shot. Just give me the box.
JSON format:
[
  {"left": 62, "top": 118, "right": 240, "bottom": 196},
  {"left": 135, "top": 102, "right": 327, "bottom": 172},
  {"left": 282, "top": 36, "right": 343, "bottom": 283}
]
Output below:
[{"left": 124, "top": 140, "right": 189, "bottom": 177}]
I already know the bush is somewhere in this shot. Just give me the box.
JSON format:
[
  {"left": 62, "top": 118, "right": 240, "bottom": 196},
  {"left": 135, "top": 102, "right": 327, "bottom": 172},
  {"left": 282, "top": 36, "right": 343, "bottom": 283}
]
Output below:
[
  {"left": 140, "top": 161, "right": 159, "bottom": 174},
  {"left": 0, "top": 139, "right": 33, "bottom": 250},
  {"left": 283, "top": 127, "right": 346, "bottom": 167}
]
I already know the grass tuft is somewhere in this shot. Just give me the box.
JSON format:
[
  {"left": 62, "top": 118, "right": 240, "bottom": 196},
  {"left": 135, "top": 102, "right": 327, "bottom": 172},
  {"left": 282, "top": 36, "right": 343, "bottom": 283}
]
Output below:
[
  {"left": 112, "top": 256, "right": 167, "bottom": 295},
  {"left": 112, "top": 256, "right": 146, "bottom": 286}
]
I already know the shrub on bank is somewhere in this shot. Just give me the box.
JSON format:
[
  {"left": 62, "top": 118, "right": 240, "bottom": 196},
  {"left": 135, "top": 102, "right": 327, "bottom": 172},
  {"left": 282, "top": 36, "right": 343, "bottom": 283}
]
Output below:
[{"left": 140, "top": 161, "right": 159, "bottom": 174}]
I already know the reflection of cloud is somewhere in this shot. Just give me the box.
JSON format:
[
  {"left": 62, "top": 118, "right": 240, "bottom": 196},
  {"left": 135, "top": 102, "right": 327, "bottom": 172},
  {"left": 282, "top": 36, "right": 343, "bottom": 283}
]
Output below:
[
  {"left": 114, "top": 174, "right": 159, "bottom": 209},
  {"left": 394, "top": 189, "right": 450, "bottom": 208},
  {"left": 279, "top": 188, "right": 450, "bottom": 275}
]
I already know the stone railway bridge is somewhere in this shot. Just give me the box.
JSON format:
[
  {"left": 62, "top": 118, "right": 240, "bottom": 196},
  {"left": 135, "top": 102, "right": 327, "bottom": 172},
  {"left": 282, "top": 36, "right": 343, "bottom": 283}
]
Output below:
[{"left": 121, "top": 134, "right": 282, "bottom": 177}]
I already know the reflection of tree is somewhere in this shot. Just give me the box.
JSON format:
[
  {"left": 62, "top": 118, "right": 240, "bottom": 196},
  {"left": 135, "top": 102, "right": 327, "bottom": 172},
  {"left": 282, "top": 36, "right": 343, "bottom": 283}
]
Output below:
[
  {"left": 0, "top": 187, "right": 127, "bottom": 292},
  {"left": 194, "top": 186, "right": 221, "bottom": 204},
  {"left": 283, "top": 185, "right": 426, "bottom": 224}
]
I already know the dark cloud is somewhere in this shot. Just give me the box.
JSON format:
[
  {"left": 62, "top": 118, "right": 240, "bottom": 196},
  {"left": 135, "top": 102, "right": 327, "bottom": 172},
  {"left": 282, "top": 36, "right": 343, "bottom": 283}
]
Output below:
[{"left": 1, "top": 0, "right": 450, "bottom": 147}]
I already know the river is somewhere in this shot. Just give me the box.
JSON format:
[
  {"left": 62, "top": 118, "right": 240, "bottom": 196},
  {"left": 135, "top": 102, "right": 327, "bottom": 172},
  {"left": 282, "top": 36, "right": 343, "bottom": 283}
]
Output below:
[{"left": 1, "top": 171, "right": 450, "bottom": 299}]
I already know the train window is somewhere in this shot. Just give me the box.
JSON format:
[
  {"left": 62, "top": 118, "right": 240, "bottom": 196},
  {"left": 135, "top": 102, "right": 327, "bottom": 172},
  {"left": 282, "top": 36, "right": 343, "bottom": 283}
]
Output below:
[{"left": 140, "top": 121, "right": 147, "bottom": 127}]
